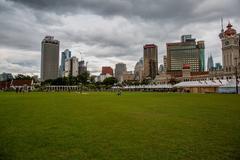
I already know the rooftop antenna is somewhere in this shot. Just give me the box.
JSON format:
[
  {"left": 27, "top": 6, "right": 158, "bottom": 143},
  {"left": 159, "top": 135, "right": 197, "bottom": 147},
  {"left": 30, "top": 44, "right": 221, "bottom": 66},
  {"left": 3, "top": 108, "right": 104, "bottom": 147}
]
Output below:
[
  {"left": 79, "top": 51, "right": 83, "bottom": 61},
  {"left": 221, "top": 17, "right": 224, "bottom": 32}
]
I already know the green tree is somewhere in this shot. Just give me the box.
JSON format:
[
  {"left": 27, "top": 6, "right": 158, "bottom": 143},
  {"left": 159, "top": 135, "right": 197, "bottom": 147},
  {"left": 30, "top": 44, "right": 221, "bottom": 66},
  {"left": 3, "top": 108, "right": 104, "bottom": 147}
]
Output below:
[
  {"left": 77, "top": 71, "right": 90, "bottom": 85},
  {"left": 90, "top": 75, "right": 96, "bottom": 83},
  {"left": 14, "top": 74, "right": 32, "bottom": 80},
  {"left": 169, "top": 78, "right": 180, "bottom": 85},
  {"left": 103, "top": 77, "right": 118, "bottom": 86},
  {"left": 141, "top": 78, "right": 151, "bottom": 85}
]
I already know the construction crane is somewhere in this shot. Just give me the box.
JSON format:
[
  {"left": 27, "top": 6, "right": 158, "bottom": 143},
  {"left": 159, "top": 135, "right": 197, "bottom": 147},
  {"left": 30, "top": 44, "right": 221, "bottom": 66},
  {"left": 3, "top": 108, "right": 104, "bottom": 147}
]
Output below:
[
  {"left": 78, "top": 51, "right": 88, "bottom": 70},
  {"left": 78, "top": 51, "right": 83, "bottom": 61}
]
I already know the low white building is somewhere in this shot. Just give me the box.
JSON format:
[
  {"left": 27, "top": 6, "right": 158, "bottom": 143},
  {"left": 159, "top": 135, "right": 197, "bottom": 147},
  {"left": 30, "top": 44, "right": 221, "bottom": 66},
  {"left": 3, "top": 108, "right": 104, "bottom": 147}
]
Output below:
[{"left": 95, "top": 74, "right": 112, "bottom": 82}]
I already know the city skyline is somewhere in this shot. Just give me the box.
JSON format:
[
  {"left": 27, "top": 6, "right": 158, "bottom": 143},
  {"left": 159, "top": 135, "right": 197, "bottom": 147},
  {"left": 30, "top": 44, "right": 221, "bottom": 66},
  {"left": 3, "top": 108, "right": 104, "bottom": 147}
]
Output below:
[{"left": 0, "top": 0, "right": 240, "bottom": 76}]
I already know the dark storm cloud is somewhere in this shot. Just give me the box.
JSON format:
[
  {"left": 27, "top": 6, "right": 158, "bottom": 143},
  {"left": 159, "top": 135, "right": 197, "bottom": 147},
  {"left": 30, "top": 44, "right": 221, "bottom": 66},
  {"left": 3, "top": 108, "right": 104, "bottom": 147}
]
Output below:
[
  {"left": 1, "top": 0, "right": 240, "bottom": 74},
  {"left": 8, "top": 0, "right": 240, "bottom": 22},
  {"left": 3, "top": 0, "right": 240, "bottom": 52},
  {"left": 0, "top": 0, "right": 64, "bottom": 51}
]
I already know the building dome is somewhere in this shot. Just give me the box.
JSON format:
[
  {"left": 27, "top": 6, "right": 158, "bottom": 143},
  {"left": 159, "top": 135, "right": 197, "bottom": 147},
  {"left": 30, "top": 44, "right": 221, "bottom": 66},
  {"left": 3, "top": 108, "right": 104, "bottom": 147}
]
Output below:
[{"left": 224, "top": 22, "right": 237, "bottom": 37}]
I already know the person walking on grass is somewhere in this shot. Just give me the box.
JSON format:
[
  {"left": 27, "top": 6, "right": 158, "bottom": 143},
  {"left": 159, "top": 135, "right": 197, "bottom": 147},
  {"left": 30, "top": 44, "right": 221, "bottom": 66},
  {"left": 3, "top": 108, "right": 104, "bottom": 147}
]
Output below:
[{"left": 117, "top": 90, "right": 122, "bottom": 96}]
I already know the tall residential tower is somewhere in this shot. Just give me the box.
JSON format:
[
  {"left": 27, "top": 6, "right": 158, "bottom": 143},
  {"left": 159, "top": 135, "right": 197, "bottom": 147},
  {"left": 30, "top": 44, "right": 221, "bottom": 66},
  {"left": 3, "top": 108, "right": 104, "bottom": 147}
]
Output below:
[
  {"left": 41, "top": 36, "right": 60, "bottom": 81},
  {"left": 65, "top": 56, "right": 79, "bottom": 77},
  {"left": 143, "top": 44, "right": 158, "bottom": 80}
]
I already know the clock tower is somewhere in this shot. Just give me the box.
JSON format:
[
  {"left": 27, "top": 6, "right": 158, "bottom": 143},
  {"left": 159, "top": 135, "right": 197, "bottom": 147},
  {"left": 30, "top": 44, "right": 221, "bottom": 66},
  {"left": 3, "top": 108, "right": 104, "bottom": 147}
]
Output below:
[{"left": 219, "top": 22, "right": 240, "bottom": 74}]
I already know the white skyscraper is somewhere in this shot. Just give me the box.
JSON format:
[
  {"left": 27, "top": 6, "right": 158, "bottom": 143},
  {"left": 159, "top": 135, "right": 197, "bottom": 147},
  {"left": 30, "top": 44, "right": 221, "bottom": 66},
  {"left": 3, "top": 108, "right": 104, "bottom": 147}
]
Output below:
[
  {"left": 65, "top": 56, "right": 79, "bottom": 77},
  {"left": 115, "top": 63, "right": 127, "bottom": 82}
]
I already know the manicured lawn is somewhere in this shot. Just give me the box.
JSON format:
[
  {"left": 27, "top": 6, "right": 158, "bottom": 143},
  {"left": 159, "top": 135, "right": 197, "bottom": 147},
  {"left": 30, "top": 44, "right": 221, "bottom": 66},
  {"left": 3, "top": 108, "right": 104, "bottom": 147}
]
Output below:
[{"left": 0, "top": 92, "right": 239, "bottom": 160}]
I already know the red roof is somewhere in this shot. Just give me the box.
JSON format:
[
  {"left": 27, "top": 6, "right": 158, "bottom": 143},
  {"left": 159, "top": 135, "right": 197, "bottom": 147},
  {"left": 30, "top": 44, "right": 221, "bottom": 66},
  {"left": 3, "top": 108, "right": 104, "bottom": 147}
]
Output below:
[
  {"left": 167, "top": 71, "right": 183, "bottom": 77},
  {"left": 183, "top": 64, "right": 191, "bottom": 69},
  {"left": 224, "top": 22, "right": 237, "bottom": 37},
  {"left": 144, "top": 44, "right": 157, "bottom": 49},
  {"left": 191, "top": 72, "right": 209, "bottom": 76},
  {"left": 11, "top": 80, "right": 33, "bottom": 86}
]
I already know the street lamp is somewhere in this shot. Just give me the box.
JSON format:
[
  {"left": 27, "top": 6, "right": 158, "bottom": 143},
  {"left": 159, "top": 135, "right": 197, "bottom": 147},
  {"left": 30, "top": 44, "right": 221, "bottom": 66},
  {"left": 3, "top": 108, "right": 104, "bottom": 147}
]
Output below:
[{"left": 234, "top": 57, "right": 238, "bottom": 94}]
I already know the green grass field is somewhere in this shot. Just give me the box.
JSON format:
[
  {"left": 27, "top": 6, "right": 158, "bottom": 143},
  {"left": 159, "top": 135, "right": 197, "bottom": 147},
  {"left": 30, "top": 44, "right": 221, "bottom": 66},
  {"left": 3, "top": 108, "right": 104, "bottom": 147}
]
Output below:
[{"left": 0, "top": 92, "right": 240, "bottom": 160}]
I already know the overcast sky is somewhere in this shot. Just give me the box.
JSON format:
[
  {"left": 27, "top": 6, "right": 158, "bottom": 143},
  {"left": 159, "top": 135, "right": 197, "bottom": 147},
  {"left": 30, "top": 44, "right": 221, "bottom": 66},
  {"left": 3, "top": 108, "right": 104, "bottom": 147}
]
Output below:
[{"left": 0, "top": 0, "right": 239, "bottom": 76}]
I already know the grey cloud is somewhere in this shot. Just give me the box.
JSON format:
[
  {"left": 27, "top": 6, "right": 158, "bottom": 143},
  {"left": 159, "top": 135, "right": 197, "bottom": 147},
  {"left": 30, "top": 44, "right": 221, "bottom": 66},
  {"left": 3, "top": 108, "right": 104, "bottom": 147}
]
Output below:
[
  {"left": 0, "top": 49, "right": 40, "bottom": 74},
  {"left": 8, "top": 0, "right": 240, "bottom": 22},
  {"left": 0, "top": 0, "right": 64, "bottom": 51},
  {"left": 10, "top": 60, "right": 39, "bottom": 68},
  {"left": 1, "top": 0, "right": 240, "bottom": 75}
]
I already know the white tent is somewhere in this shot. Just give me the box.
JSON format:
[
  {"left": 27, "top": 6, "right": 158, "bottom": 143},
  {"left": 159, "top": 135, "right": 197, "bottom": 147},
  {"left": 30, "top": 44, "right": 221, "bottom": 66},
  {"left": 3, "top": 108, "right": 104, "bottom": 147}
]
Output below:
[
  {"left": 218, "top": 79, "right": 240, "bottom": 94},
  {"left": 174, "top": 79, "right": 239, "bottom": 94},
  {"left": 174, "top": 80, "right": 228, "bottom": 88}
]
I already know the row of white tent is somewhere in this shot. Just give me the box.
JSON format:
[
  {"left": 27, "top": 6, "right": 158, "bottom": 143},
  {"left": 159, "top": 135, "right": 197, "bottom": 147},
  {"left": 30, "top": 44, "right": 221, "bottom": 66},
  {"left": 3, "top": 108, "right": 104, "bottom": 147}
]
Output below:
[
  {"left": 174, "top": 79, "right": 239, "bottom": 88},
  {"left": 174, "top": 79, "right": 239, "bottom": 93},
  {"left": 113, "top": 84, "right": 173, "bottom": 89},
  {"left": 112, "top": 79, "right": 239, "bottom": 93}
]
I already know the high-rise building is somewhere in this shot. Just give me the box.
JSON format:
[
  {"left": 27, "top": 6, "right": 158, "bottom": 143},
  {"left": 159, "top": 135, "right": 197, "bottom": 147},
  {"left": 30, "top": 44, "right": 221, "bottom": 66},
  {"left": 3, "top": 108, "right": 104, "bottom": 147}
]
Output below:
[
  {"left": 41, "top": 36, "right": 60, "bottom": 81},
  {"left": 167, "top": 35, "right": 205, "bottom": 72},
  {"left": 60, "top": 49, "right": 71, "bottom": 77},
  {"left": 115, "top": 63, "right": 127, "bottom": 82},
  {"left": 134, "top": 58, "right": 144, "bottom": 82},
  {"left": 219, "top": 22, "right": 240, "bottom": 73},
  {"left": 0, "top": 72, "right": 13, "bottom": 82},
  {"left": 78, "top": 60, "right": 87, "bottom": 75},
  {"left": 181, "top": 35, "right": 193, "bottom": 42},
  {"left": 215, "top": 63, "right": 223, "bottom": 70},
  {"left": 159, "top": 65, "right": 164, "bottom": 73},
  {"left": 207, "top": 55, "right": 214, "bottom": 71},
  {"left": 143, "top": 44, "right": 158, "bottom": 79},
  {"left": 102, "top": 66, "right": 113, "bottom": 76},
  {"left": 163, "top": 55, "right": 167, "bottom": 71},
  {"left": 65, "top": 56, "right": 79, "bottom": 77},
  {"left": 122, "top": 71, "right": 135, "bottom": 82}
]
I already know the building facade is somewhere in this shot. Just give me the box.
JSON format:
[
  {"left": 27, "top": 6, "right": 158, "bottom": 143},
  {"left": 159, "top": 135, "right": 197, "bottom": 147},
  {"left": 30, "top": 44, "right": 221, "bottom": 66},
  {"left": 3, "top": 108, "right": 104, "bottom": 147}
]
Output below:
[
  {"left": 65, "top": 56, "right": 79, "bottom": 77},
  {"left": 102, "top": 66, "right": 113, "bottom": 76},
  {"left": 167, "top": 35, "right": 205, "bottom": 72},
  {"left": 60, "top": 49, "right": 71, "bottom": 77},
  {"left": 219, "top": 22, "right": 240, "bottom": 74},
  {"left": 115, "top": 63, "right": 127, "bottom": 82},
  {"left": 95, "top": 74, "right": 112, "bottom": 82},
  {"left": 78, "top": 60, "right": 87, "bottom": 75},
  {"left": 163, "top": 55, "right": 167, "bottom": 71},
  {"left": 41, "top": 36, "right": 60, "bottom": 81},
  {"left": 143, "top": 44, "right": 158, "bottom": 80},
  {"left": 122, "top": 71, "right": 135, "bottom": 82}
]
